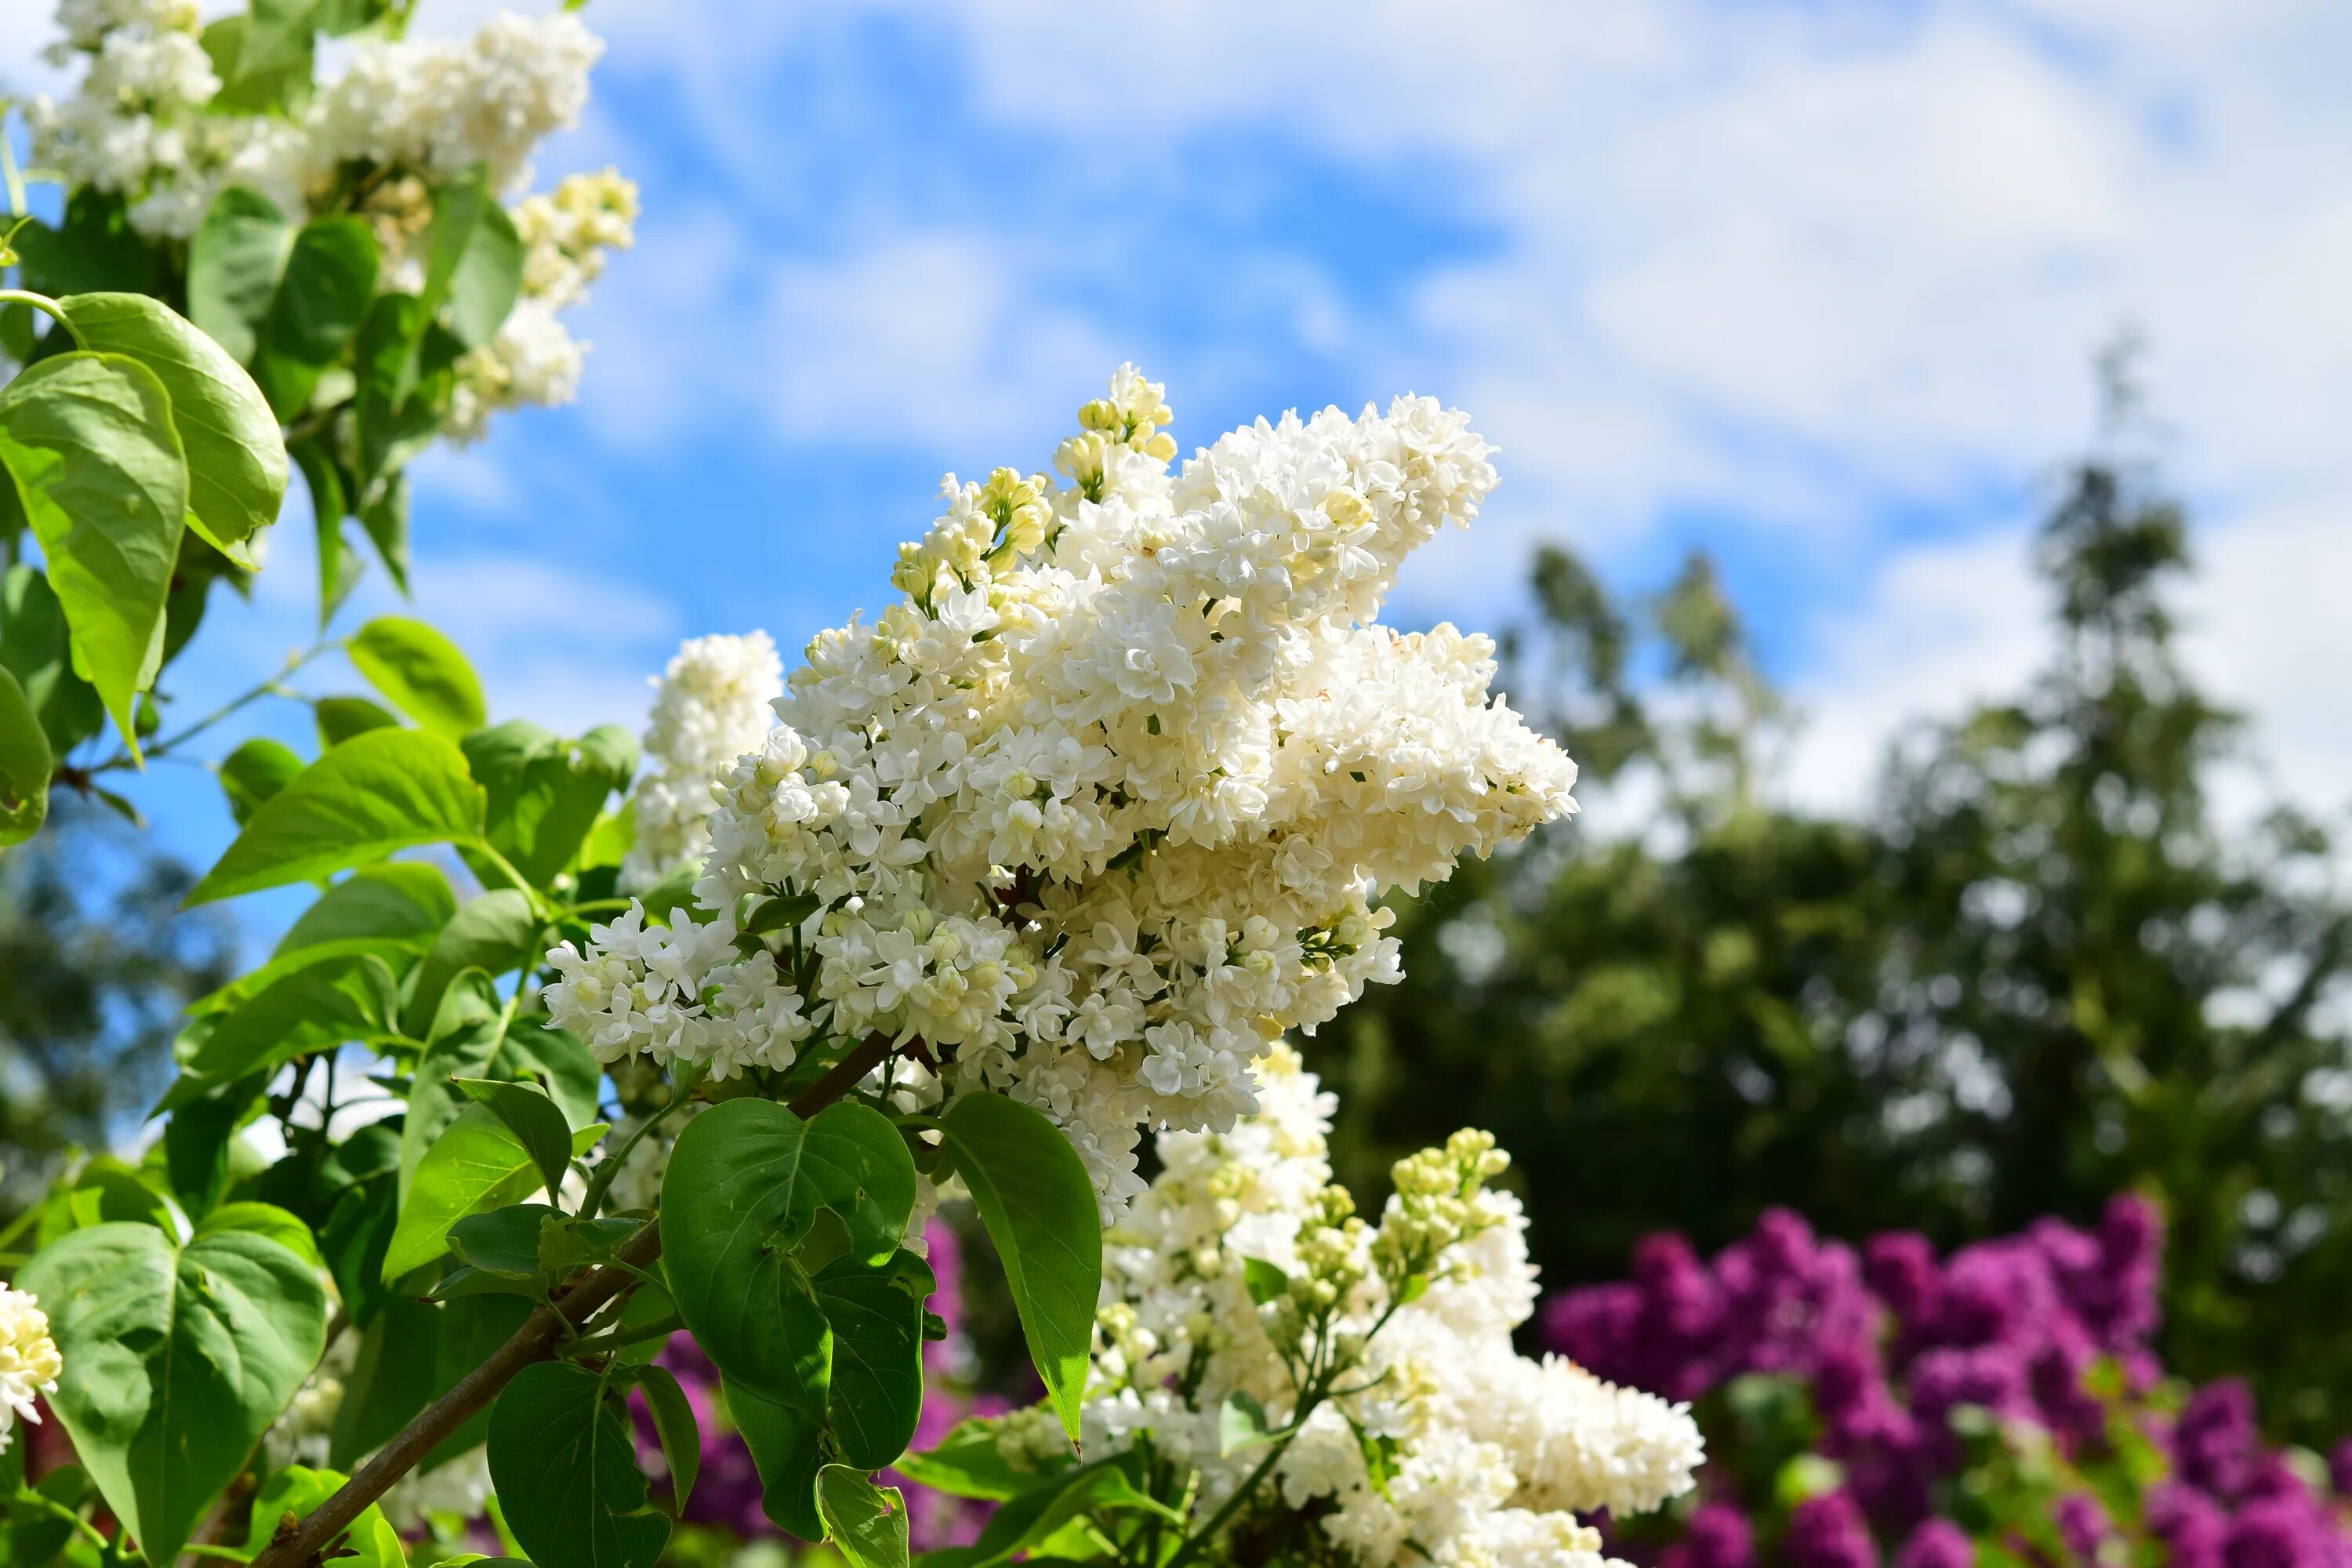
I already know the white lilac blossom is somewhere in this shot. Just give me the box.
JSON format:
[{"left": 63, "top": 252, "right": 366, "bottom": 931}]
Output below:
[
  {"left": 0, "top": 1287, "right": 62, "bottom": 1456},
  {"left": 26, "top": 5, "right": 633, "bottom": 438},
  {"left": 545, "top": 367, "right": 1579, "bottom": 1213},
  {"left": 620, "top": 630, "right": 786, "bottom": 894},
  {"left": 1054, "top": 1047, "right": 1703, "bottom": 1568}
]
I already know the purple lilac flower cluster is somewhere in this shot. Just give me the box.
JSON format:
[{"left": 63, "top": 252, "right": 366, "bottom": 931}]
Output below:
[
  {"left": 1548, "top": 1200, "right": 2352, "bottom": 1568},
  {"left": 632, "top": 1216, "right": 1008, "bottom": 1551}
]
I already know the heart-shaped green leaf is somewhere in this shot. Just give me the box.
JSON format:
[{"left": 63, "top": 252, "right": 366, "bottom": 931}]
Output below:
[
  {"left": 487, "top": 1362, "right": 670, "bottom": 1568},
  {"left": 18, "top": 1224, "right": 328, "bottom": 1566}
]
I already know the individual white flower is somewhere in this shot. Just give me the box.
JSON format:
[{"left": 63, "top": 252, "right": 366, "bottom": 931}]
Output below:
[{"left": 0, "top": 1287, "right": 63, "bottom": 1454}]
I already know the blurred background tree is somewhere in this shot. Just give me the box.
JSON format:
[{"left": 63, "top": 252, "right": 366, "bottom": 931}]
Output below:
[
  {"left": 0, "top": 804, "right": 234, "bottom": 1218},
  {"left": 1305, "top": 362, "right": 2352, "bottom": 1443}
]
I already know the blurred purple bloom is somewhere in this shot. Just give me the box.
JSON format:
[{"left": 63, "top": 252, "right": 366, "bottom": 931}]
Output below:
[
  {"left": 1892, "top": 1519, "right": 1974, "bottom": 1568},
  {"left": 1785, "top": 1490, "right": 1879, "bottom": 1568},
  {"left": 2177, "top": 1381, "right": 2263, "bottom": 1504},
  {"left": 1660, "top": 1501, "right": 1755, "bottom": 1568},
  {"left": 2054, "top": 1491, "right": 2111, "bottom": 1557}
]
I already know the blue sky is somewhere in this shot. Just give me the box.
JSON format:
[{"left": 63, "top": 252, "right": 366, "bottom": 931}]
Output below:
[{"left": 6, "top": 0, "right": 2351, "bottom": 928}]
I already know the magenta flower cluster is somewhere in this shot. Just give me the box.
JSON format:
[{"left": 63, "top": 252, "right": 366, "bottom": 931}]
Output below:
[
  {"left": 633, "top": 1217, "right": 1008, "bottom": 1549},
  {"left": 1546, "top": 1200, "right": 2352, "bottom": 1568}
]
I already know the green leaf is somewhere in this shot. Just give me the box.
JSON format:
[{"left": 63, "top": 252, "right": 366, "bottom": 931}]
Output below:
[
  {"left": 260, "top": 216, "right": 379, "bottom": 418},
  {"left": 635, "top": 1363, "right": 702, "bottom": 1510},
  {"left": 9, "top": 191, "right": 159, "bottom": 299},
  {"left": 0, "top": 664, "right": 52, "bottom": 845},
  {"left": 330, "top": 1291, "right": 532, "bottom": 1468},
  {"left": 382, "top": 1105, "right": 537, "bottom": 1283},
  {"left": 186, "top": 186, "right": 293, "bottom": 365},
  {"left": 0, "top": 350, "right": 188, "bottom": 755},
  {"left": 894, "top": 1418, "right": 1043, "bottom": 1501},
  {"left": 317, "top": 692, "right": 401, "bottom": 746},
  {"left": 291, "top": 434, "right": 363, "bottom": 627},
  {"left": 186, "top": 727, "right": 487, "bottom": 905},
  {"left": 462, "top": 720, "right": 637, "bottom": 889},
  {"left": 728, "top": 1378, "right": 826, "bottom": 1540},
  {"left": 361, "top": 467, "right": 411, "bottom": 592},
  {"left": 350, "top": 616, "right": 485, "bottom": 739},
  {"left": 1, "top": 563, "right": 105, "bottom": 758},
  {"left": 448, "top": 1202, "right": 562, "bottom": 1277},
  {"left": 421, "top": 168, "right": 525, "bottom": 354},
  {"left": 488, "top": 1363, "right": 670, "bottom": 1568},
  {"left": 18, "top": 1224, "right": 328, "bottom": 1566},
  {"left": 456, "top": 1076, "right": 577, "bottom": 1199},
  {"left": 1240, "top": 1256, "right": 1290, "bottom": 1308},
  {"left": 1218, "top": 1389, "right": 1276, "bottom": 1456},
  {"left": 815, "top": 1250, "right": 935, "bottom": 1470},
  {"left": 385, "top": 1108, "right": 605, "bottom": 1280},
  {"left": 662, "top": 1099, "right": 917, "bottom": 1409},
  {"left": 817, "top": 1465, "right": 910, "bottom": 1568},
  {"left": 57, "top": 291, "right": 289, "bottom": 563},
  {"left": 241, "top": 1466, "right": 407, "bottom": 1568},
  {"left": 275, "top": 862, "right": 456, "bottom": 957},
  {"left": 400, "top": 887, "right": 539, "bottom": 1038},
  {"left": 165, "top": 951, "right": 396, "bottom": 1105},
  {"left": 939, "top": 1093, "right": 1101, "bottom": 1443},
  {"left": 192, "top": 1201, "right": 322, "bottom": 1268},
  {"left": 924, "top": 1459, "right": 1171, "bottom": 1568},
  {"left": 218, "top": 736, "right": 303, "bottom": 825}
]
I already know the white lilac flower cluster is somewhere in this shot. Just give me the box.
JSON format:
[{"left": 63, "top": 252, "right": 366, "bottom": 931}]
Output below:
[
  {"left": 0, "top": 1286, "right": 62, "bottom": 1456},
  {"left": 620, "top": 630, "right": 786, "bottom": 895},
  {"left": 545, "top": 367, "right": 1579, "bottom": 1210},
  {"left": 1040, "top": 1048, "right": 1703, "bottom": 1568},
  {"left": 27, "top": 3, "right": 631, "bottom": 439}
]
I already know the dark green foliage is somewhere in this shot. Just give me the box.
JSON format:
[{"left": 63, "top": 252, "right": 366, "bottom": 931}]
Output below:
[{"left": 1307, "top": 379, "right": 2352, "bottom": 1440}]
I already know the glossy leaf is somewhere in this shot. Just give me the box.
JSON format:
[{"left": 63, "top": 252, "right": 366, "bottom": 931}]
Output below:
[
  {"left": 186, "top": 727, "right": 486, "bottom": 905},
  {"left": 185, "top": 186, "right": 292, "bottom": 365},
  {"left": 350, "top": 615, "right": 485, "bottom": 739},
  {"left": 0, "top": 665, "right": 51, "bottom": 845},
  {"left": 0, "top": 563, "right": 104, "bottom": 758},
  {"left": 241, "top": 1466, "right": 406, "bottom": 1568},
  {"left": 218, "top": 736, "right": 303, "bottom": 825},
  {"left": 165, "top": 951, "right": 396, "bottom": 1105},
  {"left": 730, "top": 1378, "right": 827, "bottom": 1541},
  {"left": 274, "top": 862, "right": 456, "bottom": 958},
  {"left": 316, "top": 693, "right": 401, "bottom": 746},
  {"left": 940, "top": 1092, "right": 1101, "bottom": 1443},
  {"left": 191, "top": 1201, "right": 322, "bottom": 1268},
  {"left": 400, "top": 887, "right": 539, "bottom": 1038},
  {"left": 58, "top": 290, "right": 288, "bottom": 561},
  {"left": 487, "top": 1362, "right": 670, "bottom": 1568},
  {"left": 260, "top": 216, "right": 379, "bottom": 417},
  {"left": 384, "top": 1108, "right": 604, "bottom": 1280},
  {"left": 0, "top": 350, "right": 187, "bottom": 754},
  {"left": 635, "top": 1363, "right": 702, "bottom": 1509},
  {"left": 420, "top": 168, "right": 524, "bottom": 353},
  {"left": 893, "top": 1418, "right": 1038, "bottom": 1502},
  {"left": 817, "top": 1465, "right": 910, "bottom": 1568},
  {"left": 462, "top": 719, "right": 637, "bottom": 888},
  {"left": 814, "top": 1250, "right": 935, "bottom": 1470},
  {"left": 456, "top": 1076, "right": 577, "bottom": 1199},
  {"left": 662, "top": 1099, "right": 916, "bottom": 1410},
  {"left": 18, "top": 1224, "right": 327, "bottom": 1566},
  {"left": 329, "top": 1293, "right": 532, "bottom": 1467}
]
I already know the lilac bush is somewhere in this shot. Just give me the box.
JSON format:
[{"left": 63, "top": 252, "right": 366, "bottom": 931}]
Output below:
[{"left": 1548, "top": 1200, "right": 2352, "bottom": 1567}]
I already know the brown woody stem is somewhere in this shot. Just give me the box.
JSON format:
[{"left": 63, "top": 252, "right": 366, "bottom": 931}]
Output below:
[{"left": 247, "top": 1031, "right": 898, "bottom": 1568}]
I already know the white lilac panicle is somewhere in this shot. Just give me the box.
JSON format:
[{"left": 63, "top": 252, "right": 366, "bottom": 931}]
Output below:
[
  {"left": 27, "top": 5, "right": 632, "bottom": 439},
  {"left": 0, "top": 1287, "right": 64, "bottom": 1456},
  {"left": 1060, "top": 1048, "right": 1702, "bottom": 1568},
  {"left": 621, "top": 630, "right": 788, "bottom": 894},
  {"left": 545, "top": 366, "right": 1579, "bottom": 1214}
]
